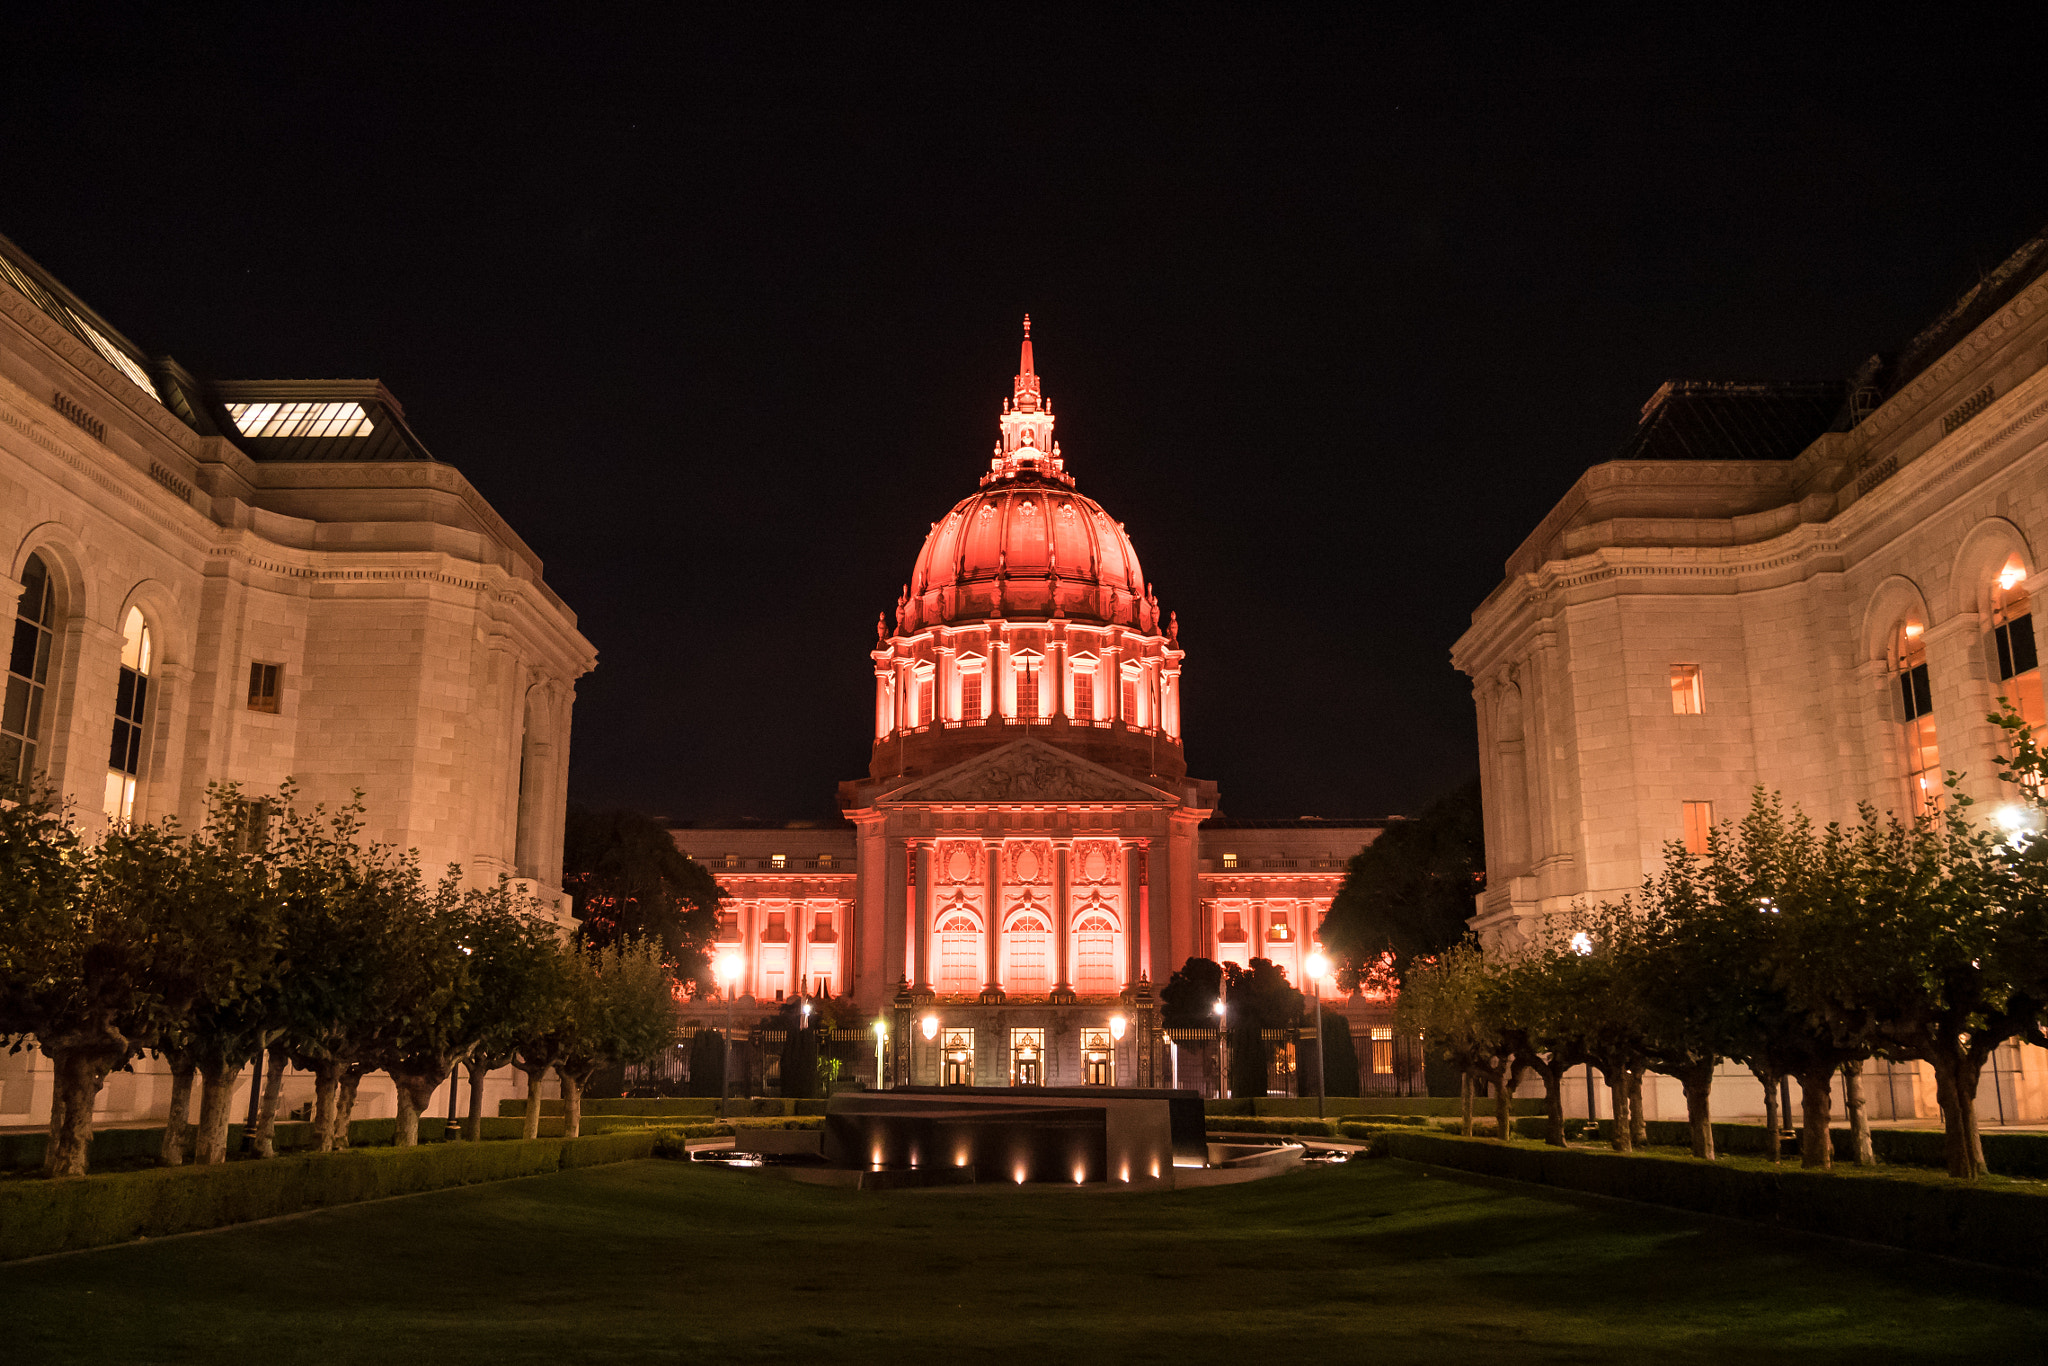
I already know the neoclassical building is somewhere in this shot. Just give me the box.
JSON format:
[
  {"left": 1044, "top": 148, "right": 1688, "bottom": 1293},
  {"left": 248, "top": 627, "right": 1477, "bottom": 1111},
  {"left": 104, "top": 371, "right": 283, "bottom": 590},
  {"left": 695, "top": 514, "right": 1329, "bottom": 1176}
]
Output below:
[
  {"left": 1453, "top": 226, "right": 2048, "bottom": 1124},
  {"left": 0, "top": 231, "right": 594, "bottom": 1125},
  {"left": 673, "top": 326, "right": 1395, "bottom": 1091}
]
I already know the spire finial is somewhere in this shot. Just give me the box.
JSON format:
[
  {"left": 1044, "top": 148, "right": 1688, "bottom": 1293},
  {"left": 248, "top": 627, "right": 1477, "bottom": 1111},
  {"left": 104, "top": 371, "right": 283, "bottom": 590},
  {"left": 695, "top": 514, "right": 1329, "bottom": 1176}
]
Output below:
[{"left": 1014, "top": 314, "right": 1041, "bottom": 411}]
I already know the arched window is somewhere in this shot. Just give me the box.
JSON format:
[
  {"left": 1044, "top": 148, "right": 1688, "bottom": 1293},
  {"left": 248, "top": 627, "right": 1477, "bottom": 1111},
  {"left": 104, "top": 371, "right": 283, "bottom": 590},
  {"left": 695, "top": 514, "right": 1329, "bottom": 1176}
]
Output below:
[
  {"left": 936, "top": 914, "right": 980, "bottom": 994},
  {"left": 1005, "top": 913, "right": 1050, "bottom": 995},
  {"left": 1893, "top": 620, "right": 1941, "bottom": 817},
  {"left": 3, "top": 553, "right": 57, "bottom": 787},
  {"left": 1073, "top": 914, "right": 1118, "bottom": 993},
  {"left": 104, "top": 606, "right": 152, "bottom": 823},
  {"left": 1989, "top": 553, "right": 2042, "bottom": 729}
]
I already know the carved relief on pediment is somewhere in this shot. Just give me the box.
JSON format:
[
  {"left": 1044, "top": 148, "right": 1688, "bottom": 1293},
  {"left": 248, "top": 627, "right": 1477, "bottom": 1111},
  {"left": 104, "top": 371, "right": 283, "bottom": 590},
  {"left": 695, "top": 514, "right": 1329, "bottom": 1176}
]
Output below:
[{"left": 899, "top": 739, "right": 1166, "bottom": 804}]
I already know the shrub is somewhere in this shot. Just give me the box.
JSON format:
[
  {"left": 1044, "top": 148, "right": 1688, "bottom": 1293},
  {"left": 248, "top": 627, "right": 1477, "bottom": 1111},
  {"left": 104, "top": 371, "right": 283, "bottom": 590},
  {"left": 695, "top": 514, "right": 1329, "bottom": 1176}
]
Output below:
[{"left": 0, "top": 1132, "right": 657, "bottom": 1261}]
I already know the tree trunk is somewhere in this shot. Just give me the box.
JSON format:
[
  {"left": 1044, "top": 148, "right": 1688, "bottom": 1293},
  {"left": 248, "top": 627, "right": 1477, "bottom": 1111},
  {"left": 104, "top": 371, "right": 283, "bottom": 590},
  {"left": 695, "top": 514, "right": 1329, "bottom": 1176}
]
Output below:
[
  {"left": 1796, "top": 1067, "right": 1834, "bottom": 1170},
  {"left": 311, "top": 1060, "right": 342, "bottom": 1151},
  {"left": 193, "top": 1059, "right": 241, "bottom": 1165},
  {"left": 1606, "top": 1067, "right": 1632, "bottom": 1153},
  {"left": 521, "top": 1063, "right": 546, "bottom": 1140},
  {"left": 335, "top": 1068, "right": 364, "bottom": 1149},
  {"left": 253, "top": 1048, "right": 287, "bottom": 1158},
  {"left": 465, "top": 1058, "right": 487, "bottom": 1141},
  {"left": 1930, "top": 1051, "right": 1990, "bottom": 1179},
  {"left": 389, "top": 1069, "right": 441, "bottom": 1147},
  {"left": 1539, "top": 1062, "right": 1567, "bottom": 1147},
  {"left": 1680, "top": 1067, "right": 1715, "bottom": 1161},
  {"left": 1494, "top": 1062, "right": 1515, "bottom": 1141},
  {"left": 1843, "top": 1060, "right": 1874, "bottom": 1166},
  {"left": 1756, "top": 1065, "right": 1781, "bottom": 1165},
  {"left": 561, "top": 1068, "right": 584, "bottom": 1139},
  {"left": 1627, "top": 1069, "right": 1647, "bottom": 1145},
  {"left": 42, "top": 1045, "right": 118, "bottom": 1177},
  {"left": 160, "top": 1059, "right": 196, "bottom": 1166},
  {"left": 1458, "top": 1070, "right": 1474, "bottom": 1137}
]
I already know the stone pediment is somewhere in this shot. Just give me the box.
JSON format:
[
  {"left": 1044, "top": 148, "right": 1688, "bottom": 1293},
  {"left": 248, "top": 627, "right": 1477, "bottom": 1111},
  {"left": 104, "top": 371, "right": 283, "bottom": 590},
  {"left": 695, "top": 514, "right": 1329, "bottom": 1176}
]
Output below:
[{"left": 883, "top": 739, "right": 1177, "bottom": 806}]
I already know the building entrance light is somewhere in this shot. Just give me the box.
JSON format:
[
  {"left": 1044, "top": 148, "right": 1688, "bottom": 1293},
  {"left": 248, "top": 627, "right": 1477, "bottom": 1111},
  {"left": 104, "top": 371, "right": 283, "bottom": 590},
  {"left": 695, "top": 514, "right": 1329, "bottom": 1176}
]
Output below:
[
  {"left": 1109, "top": 1014, "right": 1127, "bottom": 1041},
  {"left": 921, "top": 1013, "right": 939, "bottom": 1041}
]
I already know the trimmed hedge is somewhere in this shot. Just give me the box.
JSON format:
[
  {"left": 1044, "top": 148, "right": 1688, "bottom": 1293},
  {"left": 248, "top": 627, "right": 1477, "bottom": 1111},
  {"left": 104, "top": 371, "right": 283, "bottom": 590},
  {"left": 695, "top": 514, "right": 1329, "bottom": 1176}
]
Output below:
[
  {"left": 500, "top": 1097, "right": 832, "bottom": 1119},
  {"left": 1380, "top": 1132, "right": 2048, "bottom": 1272},
  {"left": 1203, "top": 1096, "right": 1542, "bottom": 1119},
  {"left": 0, "top": 1115, "right": 588, "bottom": 1172},
  {"left": 0, "top": 1131, "right": 657, "bottom": 1261},
  {"left": 1506, "top": 1118, "right": 2048, "bottom": 1178}
]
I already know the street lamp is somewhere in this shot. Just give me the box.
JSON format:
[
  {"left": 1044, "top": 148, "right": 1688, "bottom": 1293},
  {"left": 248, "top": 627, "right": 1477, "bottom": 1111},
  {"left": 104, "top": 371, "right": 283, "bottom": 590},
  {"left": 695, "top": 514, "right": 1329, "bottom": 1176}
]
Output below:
[
  {"left": 1305, "top": 950, "right": 1330, "bottom": 1119},
  {"left": 1213, "top": 998, "right": 1228, "bottom": 1100},
  {"left": 873, "top": 1018, "right": 888, "bottom": 1091},
  {"left": 717, "top": 950, "right": 743, "bottom": 1118}
]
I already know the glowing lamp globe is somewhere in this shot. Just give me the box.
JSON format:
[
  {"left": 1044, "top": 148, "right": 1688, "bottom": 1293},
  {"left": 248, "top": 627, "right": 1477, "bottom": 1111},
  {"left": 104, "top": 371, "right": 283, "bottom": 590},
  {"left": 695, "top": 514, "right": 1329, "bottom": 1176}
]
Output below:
[
  {"left": 921, "top": 1014, "right": 939, "bottom": 1041},
  {"left": 1109, "top": 1014, "right": 1127, "bottom": 1041},
  {"left": 1306, "top": 950, "right": 1330, "bottom": 983}
]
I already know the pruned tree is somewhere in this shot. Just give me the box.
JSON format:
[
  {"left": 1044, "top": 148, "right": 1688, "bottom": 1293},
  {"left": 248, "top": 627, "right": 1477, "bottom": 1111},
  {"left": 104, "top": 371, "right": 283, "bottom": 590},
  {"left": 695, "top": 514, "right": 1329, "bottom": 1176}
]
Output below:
[
  {"left": 563, "top": 806, "right": 722, "bottom": 989},
  {"left": 1321, "top": 780, "right": 1483, "bottom": 985},
  {"left": 552, "top": 939, "right": 678, "bottom": 1137},
  {"left": 1396, "top": 941, "right": 1516, "bottom": 1139},
  {"left": 1494, "top": 927, "right": 1596, "bottom": 1148}
]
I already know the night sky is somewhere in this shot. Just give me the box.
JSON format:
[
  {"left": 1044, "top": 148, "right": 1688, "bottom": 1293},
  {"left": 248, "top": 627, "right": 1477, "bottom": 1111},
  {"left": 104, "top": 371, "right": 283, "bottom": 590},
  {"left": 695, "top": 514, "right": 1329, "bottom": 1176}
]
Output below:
[{"left": 6, "top": 10, "right": 2045, "bottom": 823}]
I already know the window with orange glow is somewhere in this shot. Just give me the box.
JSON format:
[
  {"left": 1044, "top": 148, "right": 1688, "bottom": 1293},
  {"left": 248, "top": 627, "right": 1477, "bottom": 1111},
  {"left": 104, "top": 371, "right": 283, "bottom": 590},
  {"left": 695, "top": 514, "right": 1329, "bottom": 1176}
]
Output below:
[
  {"left": 1681, "top": 801, "right": 1713, "bottom": 856},
  {"left": 1073, "top": 670, "right": 1094, "bottom": 721},
  {"left": 1015, "top": 662, "right": 1039, "bottom": 720},
  {"left": 937, "top": 915, "right": 979, "bottom": 994},
  {"left": 915, "top": 674, "right": 934, "bottom": 727},
  {"left": 1896, "top": 622, "right": 1941, "bottom": 816},
  {"left": 1670, "top": 664, "right": 1703, "bottom": 715},
  {"left": 1073, "top": 915, "right": 1117, "bottom": 992},
  {"left": 960, "top": 670, "right": 982, "bottom": 723},
  {"left": 1370, "top": 1025, "right": 1394, "bottom": 1074},
  {"left": 1121, "top": 674, "right": 1139, "bottom": 725},
  {"left": 1990, "top": 554, "right": 2043, "bottom": 729}
]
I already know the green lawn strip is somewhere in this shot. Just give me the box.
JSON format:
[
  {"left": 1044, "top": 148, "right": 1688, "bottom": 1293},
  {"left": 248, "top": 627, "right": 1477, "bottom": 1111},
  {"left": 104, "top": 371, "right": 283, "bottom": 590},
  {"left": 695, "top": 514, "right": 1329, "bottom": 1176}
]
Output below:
[
  {"left": 2, "top": 1158, "right": 2040, "bottom": 1364},
  {"left": 1383, "top": 1131, "right": 2048, "bottom": 1271},
  {"left": 0, "top": 1132, "right": 656, "bottom": 1259}
]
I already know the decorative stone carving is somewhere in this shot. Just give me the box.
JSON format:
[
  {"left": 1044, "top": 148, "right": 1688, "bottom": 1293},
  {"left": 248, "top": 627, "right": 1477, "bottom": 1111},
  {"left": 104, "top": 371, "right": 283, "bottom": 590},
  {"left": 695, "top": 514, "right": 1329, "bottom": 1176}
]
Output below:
[{"left": 890, "top": 739, "right": 1173, "bottom": 804}]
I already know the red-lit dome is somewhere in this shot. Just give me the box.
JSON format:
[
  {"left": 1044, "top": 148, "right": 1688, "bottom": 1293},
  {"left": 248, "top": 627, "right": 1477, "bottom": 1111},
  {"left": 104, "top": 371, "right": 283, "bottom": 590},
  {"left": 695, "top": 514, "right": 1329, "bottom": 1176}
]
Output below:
[{"left": 891, "top": 317, "right": 1164, "bottom": 635}]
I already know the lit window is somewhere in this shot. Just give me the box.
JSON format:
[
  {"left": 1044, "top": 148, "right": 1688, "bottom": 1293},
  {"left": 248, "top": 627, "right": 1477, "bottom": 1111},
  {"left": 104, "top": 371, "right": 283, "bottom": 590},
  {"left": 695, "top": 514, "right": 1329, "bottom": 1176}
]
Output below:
[
  {"left": 224, "top": 400, "right": 374, "bottom": 439},
  {"left": 916, "top": 673, "right": 934, "bottom": 727},
  {"left": 771, "top": 853, "right": 787, "bottom": 870},
  {"left": 1990, "top": 554, "right": 2043, "bottom": 729},
  {"left": 724, "top": 853, "right": 739, "bottom": 870},
  {"left": 1015, "top": 661, "right": 1040, "bottom": 719},
  {"left": 960, "top": 670, "right": 983, "bottom": 722},
  {"left": 1896, "top": 622, "right": 1941, "bottom": 816},
  {"left": 104, "top": 607, "right": 151, "bottom": 824},
  {"left": 1121, "top": 674, "right": 1139, "bottom": 725},
  {"left": 1681, "top": 801, "right": 1713, "bottom": 856},
  {"left": 247, "top": 661, "right": 281, "bottom": 713},
  {"left": 0, "top": 255, "right": 160, "bottom": 400},
  {"left": 1073, "top": 670, "right": 1094, "bottom": 721},
  {"left": 937, "top": 915, "right": 980, "bottom": 994},
  {"left": 3, "top": 553, "right": 57, "bottom": 787},
  {"left": 817, "top": 852, "right": 833, "bottom": 869},
  {"left": 1006, "top": 914, "right": 1051, "bottom": 994},
  {"left": 1370, "top": 1025, "right": 1394, "bottom": 1075},
  {"left": 1670, "top": 664, "right": 1703, "bottom": 715},
  {"left": 1267, "top": 912, "right": 1292, "bottom": 942},
  {"left": 1221, "top": 852, "right": 1238, "bottom": 869}
]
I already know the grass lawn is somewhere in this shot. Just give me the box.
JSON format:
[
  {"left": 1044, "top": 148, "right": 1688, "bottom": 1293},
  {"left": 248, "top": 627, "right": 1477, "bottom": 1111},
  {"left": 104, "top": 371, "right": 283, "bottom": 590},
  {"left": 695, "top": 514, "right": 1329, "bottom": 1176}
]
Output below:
[{"left": 2, "top": 1157, "right": 2041, "bottom": 1364}]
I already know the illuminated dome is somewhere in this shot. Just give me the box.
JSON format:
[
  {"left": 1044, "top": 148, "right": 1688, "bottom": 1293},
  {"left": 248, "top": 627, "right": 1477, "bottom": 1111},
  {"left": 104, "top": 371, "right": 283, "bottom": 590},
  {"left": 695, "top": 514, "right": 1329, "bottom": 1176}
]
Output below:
[{"left": 893, "top": 318, "right": 1164, "bottom": 636}]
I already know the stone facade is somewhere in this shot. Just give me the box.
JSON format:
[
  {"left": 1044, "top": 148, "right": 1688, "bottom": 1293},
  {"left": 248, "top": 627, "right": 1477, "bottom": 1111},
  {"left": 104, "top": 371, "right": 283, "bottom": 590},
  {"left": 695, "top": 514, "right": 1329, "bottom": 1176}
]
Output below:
[
  {"left": 671, "top": 326, "right": 1396, "bottom": 1095},
  {"left": 1452, "top": 228, "right": 2048, "bottom": 1124},
  {"left": 0, "top": 232, "right": 594, "bottom": 1127}
]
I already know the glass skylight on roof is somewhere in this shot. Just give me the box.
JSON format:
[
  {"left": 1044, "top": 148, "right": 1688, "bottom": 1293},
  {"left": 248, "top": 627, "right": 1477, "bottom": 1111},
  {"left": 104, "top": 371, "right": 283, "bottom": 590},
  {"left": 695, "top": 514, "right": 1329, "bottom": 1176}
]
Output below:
[
  {"left": 0, "top": 253, "right": 162, "bottom": 403},
  {"left": 225, "top": 400, "right": 374, "bottom": 439}
]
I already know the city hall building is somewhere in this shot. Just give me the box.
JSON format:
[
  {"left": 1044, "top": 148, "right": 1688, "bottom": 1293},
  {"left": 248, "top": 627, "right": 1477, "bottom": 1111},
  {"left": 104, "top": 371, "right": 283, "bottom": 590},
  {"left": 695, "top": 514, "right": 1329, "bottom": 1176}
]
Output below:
[
  {"left": 672, "top": 326, "right": 1397, "bottom": 1092},
  {"left": 1454, "top": 227, "right": 2048, "bottom": 1124},
  {"left": 0, "top": 232, "right": 594, "bottom": 1126}
]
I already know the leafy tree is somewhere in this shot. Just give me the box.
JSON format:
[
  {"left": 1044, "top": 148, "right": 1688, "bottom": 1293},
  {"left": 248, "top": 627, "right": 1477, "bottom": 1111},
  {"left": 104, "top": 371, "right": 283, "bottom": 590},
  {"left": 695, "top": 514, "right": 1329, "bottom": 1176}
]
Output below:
[
  {"left": 778, "top": 1004, "right": 821, "bottom": 1100},
  {"left": 687, "top": 1028, "right": 726, "bottom": 1098},
  {"left": 1223, "top": 957, "right": 1303, "bottom": 1101},
  {"left": 563, "top": 807, "right": 722, "bottom": 988},
  {"left": 1395, "top": 942, "right": 1516, "bottom": 1138},
  {"left": 1321, "top": 780, "right": 1483, "bottom": 985},
  {"left": 552, "top": 939, "right": 678, "bottom": 1137},
  {"left": 1160, "top": 957, "right": 1223, "bottom": 1026},
  {"left": 1494, "top": 927, "right": 1597, "bottom": 1148}
]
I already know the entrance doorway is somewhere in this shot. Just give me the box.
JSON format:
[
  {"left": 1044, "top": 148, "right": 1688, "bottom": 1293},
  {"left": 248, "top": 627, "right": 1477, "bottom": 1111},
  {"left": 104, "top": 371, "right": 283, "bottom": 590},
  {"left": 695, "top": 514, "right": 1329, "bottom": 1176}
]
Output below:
[
  {"left": 941, "top": 1028, "right": 974, "bottom": 1087},
  {"left": 1081, "top": 1026, "right": 1114, "bottom": 1086},
  {"left": 1011, "top": 1028, "right": 1045, "bottom": 1086}
]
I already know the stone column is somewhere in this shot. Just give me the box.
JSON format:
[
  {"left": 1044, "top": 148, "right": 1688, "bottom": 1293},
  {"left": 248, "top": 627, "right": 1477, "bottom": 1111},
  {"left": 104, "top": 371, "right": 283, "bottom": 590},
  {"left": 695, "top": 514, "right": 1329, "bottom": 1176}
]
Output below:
[
  {"left": 883, "top": 834, "right": 909, "bottom": 989},
  {"left": 1126, "top": 839, "right": 1150, "bottom": 985},
  {"left": 983, "top": 838, "right": 1003, "bottom": 993},
  {"left": 914, "top": 841, "right": 933, "bottom": 990},
  {"left": 1053, "top": 840, "right": 1072, "bottom": 990}
]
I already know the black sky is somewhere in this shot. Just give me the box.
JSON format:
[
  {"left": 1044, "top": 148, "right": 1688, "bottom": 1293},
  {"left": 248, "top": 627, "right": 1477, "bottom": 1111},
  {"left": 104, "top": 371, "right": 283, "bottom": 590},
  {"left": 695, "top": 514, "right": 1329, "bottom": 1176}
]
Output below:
[{"left": 5, "top": 8, "right": 2045, "bottom": 822}]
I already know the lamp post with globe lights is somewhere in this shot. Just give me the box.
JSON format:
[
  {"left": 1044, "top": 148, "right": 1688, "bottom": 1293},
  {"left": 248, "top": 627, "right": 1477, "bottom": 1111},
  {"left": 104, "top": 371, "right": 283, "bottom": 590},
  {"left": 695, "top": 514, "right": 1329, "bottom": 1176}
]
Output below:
[
  {"left": 1306, "top": 950, "right": 1331, "bottom": 1118},
  {"left": 1110, "top": 1013, "right": 1127, "bottom": 1087},
  {"left": 873, "top": 1018, "right": 888, "bottom": 1090},
  {"left": 716, "top": 950, "right": 743, "bottom": 1117}
]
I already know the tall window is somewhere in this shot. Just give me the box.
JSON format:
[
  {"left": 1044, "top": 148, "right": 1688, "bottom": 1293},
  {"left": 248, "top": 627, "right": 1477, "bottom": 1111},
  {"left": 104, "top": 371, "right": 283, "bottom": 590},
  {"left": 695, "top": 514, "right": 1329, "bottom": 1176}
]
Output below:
[
  {"left": 1991, "top": 554, "right": 2043, "bottom": 728},
  {"left": 915, "top": 672, "right": 934, "bottom": 727},
  {"left": 937, "top": 915, "right": 980, "bottom": 994},
  {"left": 247, "top": 662, "right": 281, "bottom": 713},
  {"left": 104, "top": 607, "right": 151, "bottom": 824},
  {"left": 960, "top": 669, "right": 982, "bottom": 723},
  {"left": 1014, "top": 661, "right": 1039, "bottom": 720},
  {"left": 1073, "top": 915, "right": 1118, "bottom": 993},
  {"left": 1370, "top": 1025, "right": 1394, "bottom": 1075},
  {"left": 1670, "top": 664, "right": 1704, "bottom": 714},
  {"left": 3, "top": 553, "right": 56, "bottom": 787},
  {"left": 1006, "top": 914, "right": 1050, "bottom": 994},
  {"left": 1121, "top": 672, "right": 1140, "bottom": 726},
  {"left": 1896, "top": 622, "right": 1941, "bottom": 816},
  {"left": 1073, "top": 670, "right": 1094, "bottom": 721},
  {"left": 1681, "top": 801, "right": 1713, "bottom": 856}
]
